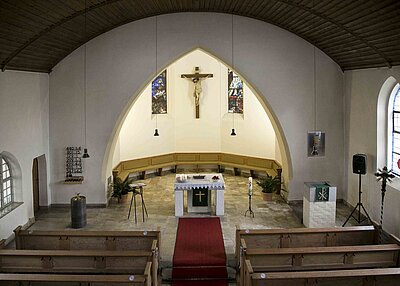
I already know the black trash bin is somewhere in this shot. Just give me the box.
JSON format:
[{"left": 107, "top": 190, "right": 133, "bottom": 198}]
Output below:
[{"left": 71, "top": 194, "right": 86, "bottom": 228}]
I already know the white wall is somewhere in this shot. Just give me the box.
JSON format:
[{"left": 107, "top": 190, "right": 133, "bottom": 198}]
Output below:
[
  {"left": 49, "top": 13, "right": 344, "bottom": 203},
  {"left": 0, "top": 70, "right": 49, "bottom": 241},
  {"left": 345, "top": 67, "right": 400, "bottom": 237},
  {"left": 118, "top": 50, "right": 277, "bottom": 161}
]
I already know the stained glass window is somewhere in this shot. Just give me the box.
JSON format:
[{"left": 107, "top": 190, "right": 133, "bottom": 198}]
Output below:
[
  {"left": 0, "top": 155, "right": 13, "bottom": 210},
  {"left": 228, "top": 69, "right": 243, "bottom": 113},
  {"left": 152, "top": 70, "right": 167, "bottom": 114},
  {"left": 391, "top": 86, "right": 400, "bottom": 175}
]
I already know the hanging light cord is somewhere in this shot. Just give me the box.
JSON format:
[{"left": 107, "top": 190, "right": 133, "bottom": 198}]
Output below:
[
  {"left": 84, "top": 0, "right": 87, "bottom": 148},
  {"left": 155, "top": 16, "right": 158, "bottom": 75},
  {"left": 231, "top": 14, "right": 234, "bottom": 69},
  {"left": 313, "top": 46, "right": 316, "bottom": 131},
  {"left": 312, "top": 0, "right": 317, "bottom": 131}
]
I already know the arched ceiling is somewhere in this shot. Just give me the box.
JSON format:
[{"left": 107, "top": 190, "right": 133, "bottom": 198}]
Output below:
[{"left": 1, "top": 0, "right": 399, "bottom": 73}]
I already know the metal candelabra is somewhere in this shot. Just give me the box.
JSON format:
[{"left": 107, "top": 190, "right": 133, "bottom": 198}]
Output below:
[
  {"left": 244, "top": 194, "right": 254, "bottom": 218},
  {"left": 375, "top": 166, "right": 395, "bottom": 244}
]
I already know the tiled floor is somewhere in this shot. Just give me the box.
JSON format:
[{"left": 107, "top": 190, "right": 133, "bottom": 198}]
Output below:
[{"left": 32, "top": 171, "right": 360, "bottom": 270}]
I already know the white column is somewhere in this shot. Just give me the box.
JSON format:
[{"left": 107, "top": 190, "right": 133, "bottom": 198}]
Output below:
[
  {"left": 174, "top": 190, "right": 184, "bottom": 216},
  {"left": 215, "top": 189, "right": 224, "bottom": 216}
]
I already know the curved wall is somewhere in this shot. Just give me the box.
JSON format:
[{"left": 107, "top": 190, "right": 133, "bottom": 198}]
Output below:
[
  {"left": 49, "top": 13, "right": 344, "bottom": 203},
  {"left": 117, "top": 49, "right": 279, "bottom": 163}
]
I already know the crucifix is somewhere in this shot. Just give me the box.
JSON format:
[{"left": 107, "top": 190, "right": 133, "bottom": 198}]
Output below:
[
  {"left": 181, "top": 66, "right": 213, "bottom": 118},
  {"left": 195, "top": 191, "right": 205, "bottom": 202}
]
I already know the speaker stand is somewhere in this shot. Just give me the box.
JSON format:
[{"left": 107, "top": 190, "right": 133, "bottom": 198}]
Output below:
[{"left": 342, "top": 173, "right": 373, "bottom": 227}]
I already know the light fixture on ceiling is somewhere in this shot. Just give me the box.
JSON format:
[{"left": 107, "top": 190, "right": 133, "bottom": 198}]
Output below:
[
  {"left": 82, "top": 0, "right": 90, "bottom": 158},
  {"left": 230, "top": 14, "right": 237, "bottom": 137},
  {"left": 153, "top": 16, "right": 160, "bottom": 137}
]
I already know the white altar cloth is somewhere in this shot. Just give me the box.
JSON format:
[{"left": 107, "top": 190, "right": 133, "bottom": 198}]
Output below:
[{"left": 174, "top": 173, "right": 225, "bottom": 216}]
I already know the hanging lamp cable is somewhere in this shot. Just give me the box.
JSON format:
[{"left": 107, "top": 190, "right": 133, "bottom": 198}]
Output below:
[
  {"left": 82, "top": 0, "right": 90, "bottom": 158},
  {"left": 313, "top": 0, "right": 317, "bottom": 131},
  {"left": 154, "top": 16, "right": 159, "bottom": 137}
]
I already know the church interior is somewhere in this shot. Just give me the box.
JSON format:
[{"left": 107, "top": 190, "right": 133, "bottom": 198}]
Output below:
[{"left": 1, "top": 1, "right": 400, "bottom": 285}]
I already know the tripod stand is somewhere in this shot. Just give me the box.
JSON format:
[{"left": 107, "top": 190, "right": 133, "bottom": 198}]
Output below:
[{"left": 343, "top": 173, "right": 372, "bottom": 226}]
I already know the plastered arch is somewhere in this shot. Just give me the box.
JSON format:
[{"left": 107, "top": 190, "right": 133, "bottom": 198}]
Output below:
[
  {"left": 377, "top": 76, "right": 400, "bottom": 168},
  {"left": 102, "top": 47, "right": 293, "bottom": 195}
]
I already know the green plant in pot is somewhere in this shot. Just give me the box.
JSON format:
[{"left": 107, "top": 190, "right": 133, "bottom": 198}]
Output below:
[
  {"left": 256, "top": 174, "right": 281, "bottom": 201},
  {"left": 112, "top": 176, "right": 132, "bottom": 203}
]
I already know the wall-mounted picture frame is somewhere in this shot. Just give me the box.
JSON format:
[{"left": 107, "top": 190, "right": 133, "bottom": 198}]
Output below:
[{"left": 307, "top": 131, "right": 325, "bottom": 157}]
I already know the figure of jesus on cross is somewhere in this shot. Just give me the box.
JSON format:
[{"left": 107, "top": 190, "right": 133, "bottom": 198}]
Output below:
[{"left": 181, "top": 66, "right": 213, "bottom": 118}]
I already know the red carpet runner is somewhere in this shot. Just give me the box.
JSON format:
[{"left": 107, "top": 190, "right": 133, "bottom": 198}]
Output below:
[{"left": 172, "top": 217, "right": 228, "bottom": 286}]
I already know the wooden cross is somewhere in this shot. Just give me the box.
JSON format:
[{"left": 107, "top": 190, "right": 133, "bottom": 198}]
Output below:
[
  {"left": 195, "top": 191, "right": 205, "bottom": 202},
  {"left": 181, "top": 66, "right": 213, "bottom": 118}
]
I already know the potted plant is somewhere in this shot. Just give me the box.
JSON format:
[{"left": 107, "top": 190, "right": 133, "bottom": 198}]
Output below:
[
  {"left": 112, "top": 176, "right": 132, "bottom": 203},
  {"left": 256, "top": 174, "right": 281, "bottom": 201}
]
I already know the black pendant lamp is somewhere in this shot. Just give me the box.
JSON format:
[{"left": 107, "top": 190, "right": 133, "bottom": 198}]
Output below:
[
  {"left": 82, "top": 0, "right": 90, "bottom": 158},
  {"left": 230, "top": 15, "right": 237, "bottom": 137},
  {"left": 153, "top": 16, "right": 160, "bottom": 137}
]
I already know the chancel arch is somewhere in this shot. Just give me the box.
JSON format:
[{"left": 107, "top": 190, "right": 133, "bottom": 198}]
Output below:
[{"left": 104, "top": 48, "right": 292, "bottom": 199}]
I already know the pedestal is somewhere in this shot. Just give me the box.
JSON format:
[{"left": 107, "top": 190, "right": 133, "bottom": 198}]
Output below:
[{"left": 303, "top": 182, "right": 336, "bottom": 228}]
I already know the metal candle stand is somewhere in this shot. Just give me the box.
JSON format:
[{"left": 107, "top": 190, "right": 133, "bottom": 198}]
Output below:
[
  {"left": 244, "top": 193, "right": 254, "bottom": 218},
  {"left": 245, "top": 177, "right": 255, "bottom": 218},
  {"left": 375, "top": 166, "right": 395, "bottom": 244}
]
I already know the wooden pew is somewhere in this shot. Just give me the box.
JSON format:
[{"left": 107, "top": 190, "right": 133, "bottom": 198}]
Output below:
[
  {"left": 0, "top": 249, "right": 152, "bottom": 273},
  {"left": 239, "top": 243, "right": 400, "bottom": 285},
  {"left": 244, "top": 266, "right": 400, "bottom": 286},
  {"left": 0, "top": 249, "right": 158, "bottom": 285},
  {"left": 236, "top": 225, "right": 380, "bottom": 265},
  {"left": 13, "top": 227, "right": 160, "bottom": 286},
  {"left": 0, "top": 270, "right": 152, "bottom": 286},
  {"left": 13, "top": 226, "right": 161, "bottom": 253}
]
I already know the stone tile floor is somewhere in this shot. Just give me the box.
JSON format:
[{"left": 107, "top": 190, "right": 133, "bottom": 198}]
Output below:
[{"left": 32, "top": 171, "right": 362, "bottom": 270}]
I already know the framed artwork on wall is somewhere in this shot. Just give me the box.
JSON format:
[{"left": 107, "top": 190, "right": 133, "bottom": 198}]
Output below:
[{"left": 307, "top": 131, "right": 325, "bottom": 157}]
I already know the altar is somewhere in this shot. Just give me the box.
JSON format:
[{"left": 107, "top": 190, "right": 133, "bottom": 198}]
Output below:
[{"left": 174, "top": 173, "right": 225, "bottom": 216}]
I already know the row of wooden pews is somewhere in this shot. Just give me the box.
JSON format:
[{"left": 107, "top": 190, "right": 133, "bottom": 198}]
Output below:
[
  {"left": 236, "top": 225, "right": 400, "bottom": 286},
  {"left": 0, "top": 226, "right": 161, "bottom": 286}
]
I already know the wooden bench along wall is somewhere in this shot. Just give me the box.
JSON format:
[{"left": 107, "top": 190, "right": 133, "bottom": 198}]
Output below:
[
  {"left": 235, "top": 225, "right": 380, "bottom": 265},
  {"left": 113, "top": 152, "right": 282, "bottom": 181},
  {"left": 0, "top": 272, "right": 152, "bottom": 286},
  {"left": 244, "top": 267, "right": 400, "bottom": 286}
]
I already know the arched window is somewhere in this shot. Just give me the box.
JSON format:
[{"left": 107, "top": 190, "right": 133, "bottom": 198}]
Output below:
[
  {"left": 389, "top": 84, "right": 400, "bottom": 175},
  {"left": 0, "top": 154, "right": 13, "bottom": 210}
]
